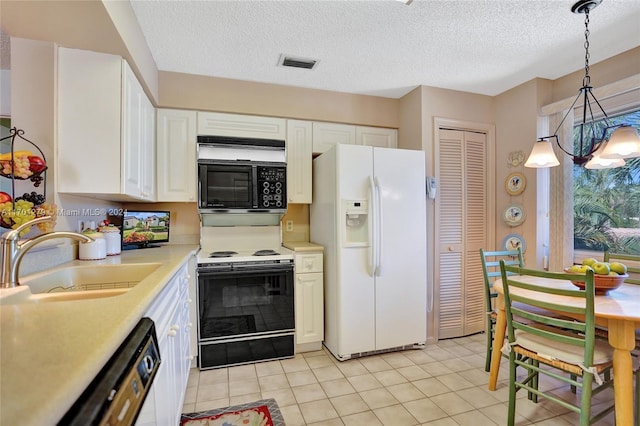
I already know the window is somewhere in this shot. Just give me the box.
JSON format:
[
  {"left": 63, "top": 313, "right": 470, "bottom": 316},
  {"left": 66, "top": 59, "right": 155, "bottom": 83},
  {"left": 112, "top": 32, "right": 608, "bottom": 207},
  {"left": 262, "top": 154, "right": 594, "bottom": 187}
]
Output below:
[{"left": 573, "top": 110, "right": 640, "bottom": 255}]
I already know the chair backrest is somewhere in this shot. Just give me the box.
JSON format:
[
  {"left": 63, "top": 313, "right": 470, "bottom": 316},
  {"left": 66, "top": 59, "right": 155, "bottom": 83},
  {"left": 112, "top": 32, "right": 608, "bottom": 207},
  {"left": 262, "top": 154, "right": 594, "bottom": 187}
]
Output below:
[
  {"left": 499, "top": 261, "right": 597, "bottom": 366},
  {"left": 479, "top": 248, "right": 524, "bottom": 313},
  {"left": 603, "top": 251, "right": 640, "bottom": 285}
]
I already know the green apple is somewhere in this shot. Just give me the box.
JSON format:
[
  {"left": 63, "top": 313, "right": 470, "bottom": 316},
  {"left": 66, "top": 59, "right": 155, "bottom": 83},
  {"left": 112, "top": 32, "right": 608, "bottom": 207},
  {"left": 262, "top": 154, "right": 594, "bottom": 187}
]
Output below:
[
  {"left": 609, "top": 271, "right": 619, "bottom": 276},
  {"left": 568, "top": 264, "right": 592, "bottom": 274},
  {"left": 582, "top": 258, "right": 598, "bottom": 267},
  {"left": 591, "top": 262, "right": 611, "bottom": 275},
  {"left": 609, "top": 262, "right": 628, "bottom": 275}
]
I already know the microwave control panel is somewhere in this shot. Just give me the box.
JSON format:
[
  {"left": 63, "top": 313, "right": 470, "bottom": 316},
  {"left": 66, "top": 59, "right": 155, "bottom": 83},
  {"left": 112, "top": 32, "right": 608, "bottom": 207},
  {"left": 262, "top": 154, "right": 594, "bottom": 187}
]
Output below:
[{"left": 257, "top": 166, "right": 287, "bottom": 209}]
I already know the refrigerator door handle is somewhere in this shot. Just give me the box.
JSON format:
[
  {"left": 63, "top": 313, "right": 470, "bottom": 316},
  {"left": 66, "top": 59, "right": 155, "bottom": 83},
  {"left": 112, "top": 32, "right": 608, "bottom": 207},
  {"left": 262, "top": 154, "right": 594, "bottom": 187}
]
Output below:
[
  {"left": 368, "top": 176, "right": 377, "bottom": 277},
  {"left": 374, "top": 176, "right": 383, "bottom": 277}
]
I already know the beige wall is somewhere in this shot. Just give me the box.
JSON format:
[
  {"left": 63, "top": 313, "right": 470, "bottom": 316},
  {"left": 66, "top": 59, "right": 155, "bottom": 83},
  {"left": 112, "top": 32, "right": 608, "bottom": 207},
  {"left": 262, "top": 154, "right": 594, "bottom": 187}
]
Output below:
[
  {"left": 398, "top": 86, "right": 423, "bottom": 151},
  {"left": 158, "top": 71, "right": 400, "bottom": 128},
  {"left": 551, "top": 47, "right": 640, "bottom": 103},
  {"left": 494, "top": 79, "right": 550, "bottom": 268}
]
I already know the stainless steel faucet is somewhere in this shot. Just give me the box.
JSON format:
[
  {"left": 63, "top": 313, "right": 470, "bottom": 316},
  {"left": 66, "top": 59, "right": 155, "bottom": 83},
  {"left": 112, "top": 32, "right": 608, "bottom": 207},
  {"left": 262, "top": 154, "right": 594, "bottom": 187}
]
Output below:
[{"left": 0, "top": 216, "right": 94, "bottom": 288}]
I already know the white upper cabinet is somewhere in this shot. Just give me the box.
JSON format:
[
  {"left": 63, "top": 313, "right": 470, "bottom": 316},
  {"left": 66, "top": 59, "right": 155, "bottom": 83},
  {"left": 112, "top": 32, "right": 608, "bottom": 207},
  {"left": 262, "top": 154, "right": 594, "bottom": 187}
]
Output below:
[
  {"left": 156, "top": 109, "right": 197, "bottom": 202},
  {"left": 57, "top": 47, "right": 156, "bottom": 201},
  {"left": 356, "top": 126, "right": 397, "bottom": 148},
  {"left": 312, "top": 122, "right": 356, "bottom": 154},
  {"left": 286, "top": 120, "right": 313, "bottom": 204},
  {"left": 197, "top": 112, "right": 286, "bottom": 140},
  {"left": 123, "top": 63, "right": 156, "bottom": 200}
]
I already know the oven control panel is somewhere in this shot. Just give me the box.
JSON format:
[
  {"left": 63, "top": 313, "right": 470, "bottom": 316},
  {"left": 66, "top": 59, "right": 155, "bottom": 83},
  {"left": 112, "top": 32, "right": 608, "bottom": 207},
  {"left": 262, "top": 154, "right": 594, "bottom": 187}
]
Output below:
[{"left": 257, "top": 166, "right": 287, "bottom": 209}]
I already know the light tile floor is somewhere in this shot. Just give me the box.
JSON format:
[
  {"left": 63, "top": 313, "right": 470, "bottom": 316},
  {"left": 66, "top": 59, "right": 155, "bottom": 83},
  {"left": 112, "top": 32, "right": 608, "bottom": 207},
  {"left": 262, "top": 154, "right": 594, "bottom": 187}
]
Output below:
[{"left": 181, "top": 333, "right": 617, "bottom": 425}]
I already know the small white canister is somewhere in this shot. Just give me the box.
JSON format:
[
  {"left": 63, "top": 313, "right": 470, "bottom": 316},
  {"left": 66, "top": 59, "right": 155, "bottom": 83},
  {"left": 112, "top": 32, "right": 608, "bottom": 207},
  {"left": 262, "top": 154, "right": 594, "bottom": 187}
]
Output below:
[
  {"left": 79, "top": 231, "right": 107, "bottom": 260},
  {"left": 99, "top": 225, "right": 121, "bottom": 256}
]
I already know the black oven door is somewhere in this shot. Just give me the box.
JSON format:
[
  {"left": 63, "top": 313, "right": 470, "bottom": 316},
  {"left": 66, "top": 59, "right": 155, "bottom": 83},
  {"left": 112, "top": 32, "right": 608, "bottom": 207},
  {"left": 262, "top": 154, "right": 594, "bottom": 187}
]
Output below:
[
  {"left": 197, "top": 264, "right": 295, "bottom": 340},
  {"left": 198, "top": 162, "right": 256, "bottom": 210}
]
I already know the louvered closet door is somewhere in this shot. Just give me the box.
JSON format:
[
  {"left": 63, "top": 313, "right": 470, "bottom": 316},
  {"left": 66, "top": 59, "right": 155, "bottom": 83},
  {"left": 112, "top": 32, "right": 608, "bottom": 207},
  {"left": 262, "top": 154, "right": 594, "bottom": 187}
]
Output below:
[{"left": 437, "top": 129, "right": 487, "bottom": 339}]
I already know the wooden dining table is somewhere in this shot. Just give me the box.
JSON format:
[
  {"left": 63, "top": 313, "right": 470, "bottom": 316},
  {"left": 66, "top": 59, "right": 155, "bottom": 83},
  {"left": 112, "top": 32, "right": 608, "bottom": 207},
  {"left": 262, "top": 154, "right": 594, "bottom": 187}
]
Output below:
[{"left": 487, "top": 276, "right": 640, "bottom": 426}]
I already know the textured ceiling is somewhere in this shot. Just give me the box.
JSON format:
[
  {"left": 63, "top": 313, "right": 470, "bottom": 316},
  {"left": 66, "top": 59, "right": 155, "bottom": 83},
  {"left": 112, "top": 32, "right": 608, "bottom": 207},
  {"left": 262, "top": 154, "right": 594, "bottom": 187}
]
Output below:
[{"left": 131, "top": 0, "right": 640, "bottom": 98}]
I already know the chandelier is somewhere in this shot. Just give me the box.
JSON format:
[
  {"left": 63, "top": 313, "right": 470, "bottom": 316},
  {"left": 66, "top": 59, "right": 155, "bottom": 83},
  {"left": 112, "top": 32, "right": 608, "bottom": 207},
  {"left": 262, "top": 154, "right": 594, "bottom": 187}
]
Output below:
[{"left": 524, "top": 0, "right": 640, "bottom": 169}]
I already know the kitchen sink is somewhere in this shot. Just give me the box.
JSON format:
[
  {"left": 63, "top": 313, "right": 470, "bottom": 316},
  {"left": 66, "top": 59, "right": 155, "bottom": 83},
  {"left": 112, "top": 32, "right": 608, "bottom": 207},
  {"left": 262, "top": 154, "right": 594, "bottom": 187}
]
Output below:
[
  {"left": 0, "top": 263, "right": 162, "bottom": 305},
  {"left": 22, "top": 263, "right": 163, "bottom": 294}
]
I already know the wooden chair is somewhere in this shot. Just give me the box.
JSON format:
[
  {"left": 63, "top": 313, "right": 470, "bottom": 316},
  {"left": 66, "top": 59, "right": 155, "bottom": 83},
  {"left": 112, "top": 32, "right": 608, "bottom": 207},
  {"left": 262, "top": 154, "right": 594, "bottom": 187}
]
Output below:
[
  {"left": 499, "top": 262, "right": 615, "bottom": 426},
  {"left": 480, "top": 248, "right": 525, "bottom": 372},
  {"left": 480, "top": 248, "right": 572, "bottom": 374},
  {"left": 604, "top": 251, "right": 640, "bottom": 284}
]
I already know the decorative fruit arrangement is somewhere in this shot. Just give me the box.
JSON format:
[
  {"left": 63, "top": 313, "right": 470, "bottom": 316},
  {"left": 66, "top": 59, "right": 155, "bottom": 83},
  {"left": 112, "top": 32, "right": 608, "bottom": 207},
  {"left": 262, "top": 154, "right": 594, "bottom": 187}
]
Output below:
[
  {"left": 0, "top": 150, "right": 47, "bottom": 186},
  {"left": 0, "top": 128, "right": 52, "bottom": 235},
  {"left": 567, "top": 258, "right": 628, "bottom": 276},
  {"left": 565, "top": 258, "right": 629, "bottom": 293},
  {"left": 0, "top": 199, "right": 57, "bottom": 235}
]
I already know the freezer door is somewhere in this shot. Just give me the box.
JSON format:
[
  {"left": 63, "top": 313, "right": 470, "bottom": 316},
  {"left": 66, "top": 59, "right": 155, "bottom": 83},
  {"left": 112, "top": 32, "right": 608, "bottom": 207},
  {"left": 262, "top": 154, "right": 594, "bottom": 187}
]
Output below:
[
  {"left": 373, "top": 147, "right": 428, "bottom": 350},
  {"left": 335, "top": 145, "right": 377, "bottom": 355}
]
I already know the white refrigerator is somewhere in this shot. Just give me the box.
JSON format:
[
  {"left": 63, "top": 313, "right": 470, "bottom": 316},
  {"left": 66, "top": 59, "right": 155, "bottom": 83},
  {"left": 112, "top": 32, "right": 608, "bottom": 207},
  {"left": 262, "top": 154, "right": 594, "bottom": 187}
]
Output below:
[{"left": 310, "top": 144, "right": 428, "bottom": 360}]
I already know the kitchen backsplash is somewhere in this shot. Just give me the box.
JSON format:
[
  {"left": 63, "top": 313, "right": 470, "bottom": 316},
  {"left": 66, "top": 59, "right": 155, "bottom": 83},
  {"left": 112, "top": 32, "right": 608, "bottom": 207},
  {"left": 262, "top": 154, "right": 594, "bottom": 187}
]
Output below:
[{"left": 281, "top": 204, "right": 310, "bottom": 243}]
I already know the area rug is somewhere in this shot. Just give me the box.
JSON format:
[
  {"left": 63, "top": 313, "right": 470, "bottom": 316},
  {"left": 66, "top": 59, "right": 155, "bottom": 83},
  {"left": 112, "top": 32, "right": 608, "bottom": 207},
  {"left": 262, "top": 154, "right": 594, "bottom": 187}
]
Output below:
[{"left": 180, "top": 398, "right": 284, "bottom": 426}]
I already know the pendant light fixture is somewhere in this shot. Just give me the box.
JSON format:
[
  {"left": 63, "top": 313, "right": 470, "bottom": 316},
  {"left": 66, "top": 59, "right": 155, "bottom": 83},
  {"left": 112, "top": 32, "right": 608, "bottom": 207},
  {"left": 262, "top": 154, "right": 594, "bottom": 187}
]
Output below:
[{"left": 524, "top": 0, "right": 640, "bottom": 169}]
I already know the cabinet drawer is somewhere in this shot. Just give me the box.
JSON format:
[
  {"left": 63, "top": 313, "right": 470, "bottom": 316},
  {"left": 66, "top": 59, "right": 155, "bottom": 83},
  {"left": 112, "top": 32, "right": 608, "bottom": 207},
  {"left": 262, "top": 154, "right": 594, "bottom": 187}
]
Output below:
[{"left": 295, "top": 253, "right": 323, "bottom": 273}]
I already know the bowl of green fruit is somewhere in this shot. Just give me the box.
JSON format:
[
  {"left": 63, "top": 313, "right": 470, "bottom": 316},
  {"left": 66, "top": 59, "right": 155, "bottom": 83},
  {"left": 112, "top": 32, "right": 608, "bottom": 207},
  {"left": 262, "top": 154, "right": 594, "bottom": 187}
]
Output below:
[{"left": 565, "top": 258, "right": 628, "bottom": 294}]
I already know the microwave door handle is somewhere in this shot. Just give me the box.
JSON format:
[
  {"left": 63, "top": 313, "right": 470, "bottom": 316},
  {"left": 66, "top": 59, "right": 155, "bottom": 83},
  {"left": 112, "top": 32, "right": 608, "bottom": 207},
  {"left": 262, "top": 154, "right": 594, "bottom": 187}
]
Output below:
[{"left": 252, "top": 165, "right": 259, "bottom": 209}]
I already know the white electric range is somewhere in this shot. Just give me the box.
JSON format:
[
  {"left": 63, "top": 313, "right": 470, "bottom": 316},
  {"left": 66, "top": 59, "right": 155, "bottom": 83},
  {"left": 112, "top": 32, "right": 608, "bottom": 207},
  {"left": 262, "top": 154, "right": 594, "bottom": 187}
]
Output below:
[
  {"left": 196, "top": 225, "right": 295, "bottom": 370},
  {"left": 197, "top": 225, "right": 293, "bottom": 265}
]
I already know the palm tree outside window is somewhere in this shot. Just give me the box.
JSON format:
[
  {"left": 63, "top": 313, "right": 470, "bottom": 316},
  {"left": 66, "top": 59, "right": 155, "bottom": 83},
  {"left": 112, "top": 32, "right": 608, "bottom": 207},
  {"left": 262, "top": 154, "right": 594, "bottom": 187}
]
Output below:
[{"left": 573, "top": 110, "right": 640, "bottom": 255}]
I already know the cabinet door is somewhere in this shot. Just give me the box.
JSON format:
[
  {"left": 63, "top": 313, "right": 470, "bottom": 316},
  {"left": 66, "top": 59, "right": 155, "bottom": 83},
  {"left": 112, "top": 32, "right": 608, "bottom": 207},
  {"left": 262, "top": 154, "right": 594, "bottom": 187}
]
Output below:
[
  {"left": 295, "top": 272, "right": 324, "bottom": 344},
  {"left": 312, "top": 122, "right": 356, "bottom": 154},
  {"left": 197, "top": 112, "right": 286, "bottom": 140},
  {"left": 57, "top": 48, "right": 122, "bottom": 194},
  {"left": 122, "top": 61, "right": 144, "bottom": 198},
  {"left": 123, "top": 61, "right": 155, "bottom": 200},
  {"left": 140, "top": 93, "right": 156, "bottom": 200},
  {"left": 286, "top": 120, "right": 313, "bottom": 204},
  {"left": 356, "top": 126, "right": 397, "bottom": 148},
  {"left": 157, "top": 109, "right": 197, "bottom": 202}
]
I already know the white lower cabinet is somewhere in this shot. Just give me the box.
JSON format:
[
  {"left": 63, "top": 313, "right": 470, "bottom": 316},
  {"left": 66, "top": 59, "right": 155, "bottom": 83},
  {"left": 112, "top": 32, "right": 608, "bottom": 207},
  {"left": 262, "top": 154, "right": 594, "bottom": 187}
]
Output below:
[
  {"left": 294, "top": 252, "right": 324, "bottom": 350},
  {"left": 136, "top": 260, "right": 193, "bottom": 426}
]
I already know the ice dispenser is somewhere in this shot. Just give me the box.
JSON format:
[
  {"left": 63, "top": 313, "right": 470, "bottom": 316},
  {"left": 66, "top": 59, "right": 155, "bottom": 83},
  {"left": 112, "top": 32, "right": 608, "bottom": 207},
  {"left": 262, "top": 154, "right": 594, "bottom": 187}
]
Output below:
[{"left": 342, "top": 199, "right": 369, "bottom": 247}]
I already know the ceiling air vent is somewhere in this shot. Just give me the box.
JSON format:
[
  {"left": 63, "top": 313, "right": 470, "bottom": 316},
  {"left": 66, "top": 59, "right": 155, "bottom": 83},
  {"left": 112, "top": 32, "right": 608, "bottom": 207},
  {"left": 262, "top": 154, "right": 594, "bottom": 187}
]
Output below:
[{"left": 278, "top": 54, "right": 318, "bottom": 70}]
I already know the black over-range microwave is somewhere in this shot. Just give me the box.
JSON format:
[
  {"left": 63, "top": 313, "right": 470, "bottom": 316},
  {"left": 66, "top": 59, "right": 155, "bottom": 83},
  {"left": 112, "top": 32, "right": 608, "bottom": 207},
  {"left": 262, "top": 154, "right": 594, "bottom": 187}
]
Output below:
[{"left": 197, "top": 136, "right": 287, "bottom": 214}]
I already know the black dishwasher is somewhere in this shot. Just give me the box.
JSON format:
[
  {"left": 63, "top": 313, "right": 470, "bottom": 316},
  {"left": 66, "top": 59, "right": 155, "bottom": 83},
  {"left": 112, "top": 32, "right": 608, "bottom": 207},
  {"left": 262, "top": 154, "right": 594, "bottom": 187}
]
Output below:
[{"left": 59, "top": 318, "right": 161, "bottom": 426}]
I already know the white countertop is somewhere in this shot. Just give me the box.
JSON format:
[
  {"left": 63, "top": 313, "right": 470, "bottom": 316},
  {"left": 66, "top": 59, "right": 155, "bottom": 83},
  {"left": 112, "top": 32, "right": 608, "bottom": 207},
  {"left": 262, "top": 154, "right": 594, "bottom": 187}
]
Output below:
[
  {"left": 0, "top": 244, "right": 199, "bottom": 426},
  {"left": 282, "top": 241, "right": 324, "bottom": 252}
]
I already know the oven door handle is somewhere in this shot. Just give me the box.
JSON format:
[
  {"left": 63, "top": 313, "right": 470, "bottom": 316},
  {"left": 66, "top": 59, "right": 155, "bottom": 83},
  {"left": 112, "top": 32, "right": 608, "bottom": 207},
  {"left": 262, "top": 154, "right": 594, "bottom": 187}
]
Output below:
[
  {"left": 198, "top": 264, "right": 294, "bottom": 275},
  {"left": 232, "top": 263, "right": 294, "bottom": 272}
]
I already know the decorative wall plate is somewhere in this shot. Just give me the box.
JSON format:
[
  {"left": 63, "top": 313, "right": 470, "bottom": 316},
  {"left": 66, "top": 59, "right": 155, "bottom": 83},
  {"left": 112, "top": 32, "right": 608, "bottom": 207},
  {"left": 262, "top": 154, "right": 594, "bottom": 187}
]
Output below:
[
  {"left": 505, "top": 172, "right": 526, "bottom": 195},
  {"left": 503, "top": 233, "right": 526, "bottom": 253},
  {"left": 503, "top": 203, "right": 526, "bottom": 226}
]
